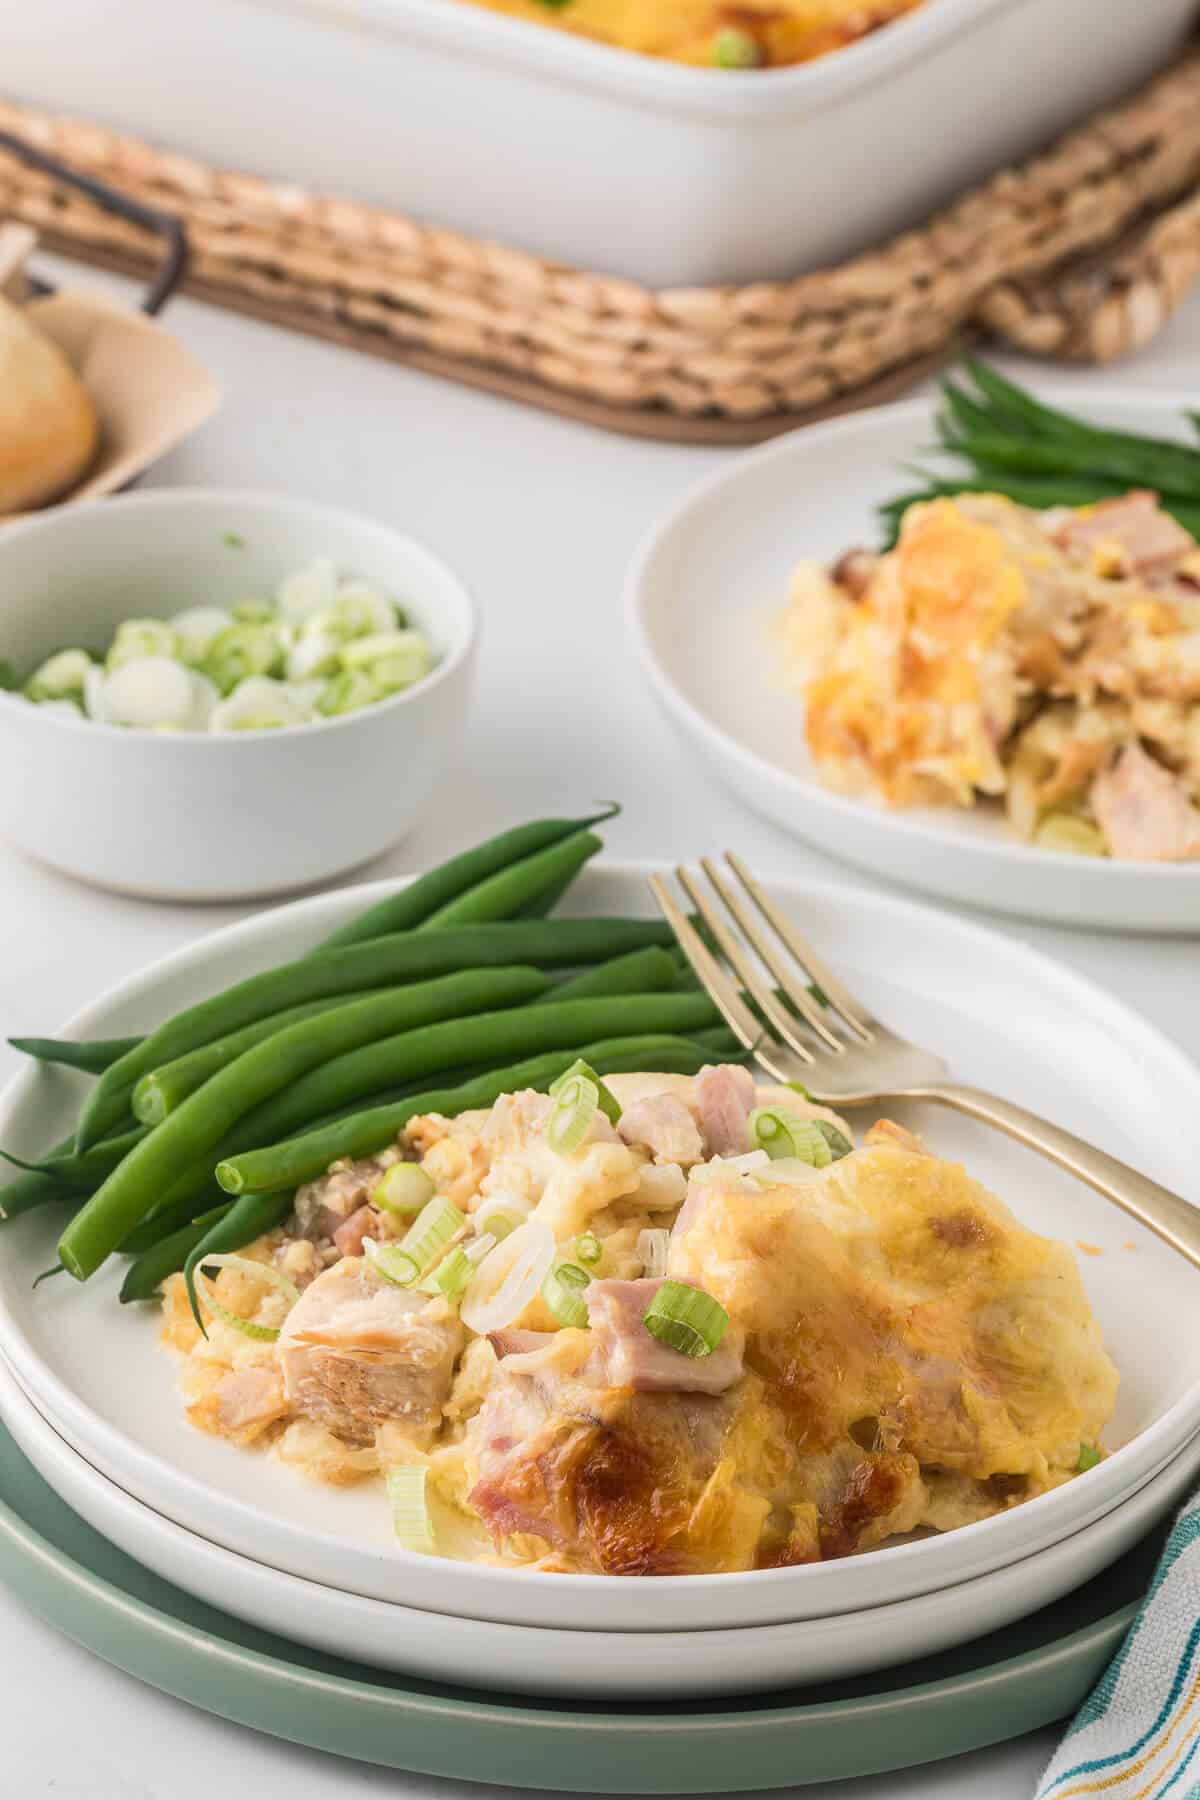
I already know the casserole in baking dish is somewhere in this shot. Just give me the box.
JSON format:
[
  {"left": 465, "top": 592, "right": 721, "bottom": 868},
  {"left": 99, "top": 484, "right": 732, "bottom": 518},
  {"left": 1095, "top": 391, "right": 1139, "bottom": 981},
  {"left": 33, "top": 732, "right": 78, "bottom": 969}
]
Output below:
[{"left": 6, "top": 0, "right": 1198, "bottom": 283}]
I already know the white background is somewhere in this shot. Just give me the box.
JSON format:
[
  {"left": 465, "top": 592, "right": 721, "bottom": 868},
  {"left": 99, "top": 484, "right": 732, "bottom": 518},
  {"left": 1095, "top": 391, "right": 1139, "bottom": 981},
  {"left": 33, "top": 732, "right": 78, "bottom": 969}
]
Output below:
[{"left": 3, "top": 254, "right": 1200, "bottom": 1798}]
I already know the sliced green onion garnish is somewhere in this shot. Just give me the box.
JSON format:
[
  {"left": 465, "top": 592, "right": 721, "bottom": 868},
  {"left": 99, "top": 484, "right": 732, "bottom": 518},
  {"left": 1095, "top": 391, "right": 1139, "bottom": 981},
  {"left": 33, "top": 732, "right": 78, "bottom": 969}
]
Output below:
[
  {"left": 750, "top": 1108, "right": 851, "bottom": 1166},
  {"left": 423, "top": 1233, "right": 496, "bottom": 1302},
  {"left": 636, "top": 1227, "right": 669, "bottom": 1279},
  {"left": 1077, "top": 1443, "right": 1102, "bottom": 1472},
  {"left": 365, "top": 1241, "right": 422, "bottom": 1288},
  {"left": 814, "top": 1120, "right": 853, "bottom": 1160},
  {"left": 547, "top": 1073, "right": 599, "bottom": 1155},
  {"left": 372, "top": 1163, "right": 435, "bottom": 1217},
  {"left": 642, "top": 1280, "right": 728, "bottom": 1359},
  {"left": 574, "top": 1231, "right": 602, "bottom": 1266},
  {"left": 387, "top": 1465, "right": 435, "bottom": 1554},
  {"left": 1035, "top": 814, "right": 1108, "bottom": 857},
  {"left": 549, "top": 1058, "right": 622, "bottom": 1125},
  {"left": 473, "top": 1194, "right": 527, "bottom": 1241},
  {"left": 369, "top": 1195, "right": 466, "bottom": 1286},
  {"left": 542, "top": 1261, "right": 591, "bottom": 1328},
  {"left": 194, "top": 1252, "right": 301, "bottom": 1343}
]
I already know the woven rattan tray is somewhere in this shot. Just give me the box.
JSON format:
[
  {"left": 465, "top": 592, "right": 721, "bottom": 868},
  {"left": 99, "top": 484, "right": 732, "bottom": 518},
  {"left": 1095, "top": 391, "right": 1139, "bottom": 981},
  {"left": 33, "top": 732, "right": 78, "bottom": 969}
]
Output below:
[{"left": 3, "top": 52, "right": 1200, "bottom": 446}]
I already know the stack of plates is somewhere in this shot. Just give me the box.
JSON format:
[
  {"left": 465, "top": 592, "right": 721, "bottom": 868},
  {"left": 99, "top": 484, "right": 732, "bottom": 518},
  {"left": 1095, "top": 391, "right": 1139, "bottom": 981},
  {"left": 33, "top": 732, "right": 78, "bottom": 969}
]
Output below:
[{"left": 1, "top": 867, "right": 1199, "bottom": 1705}]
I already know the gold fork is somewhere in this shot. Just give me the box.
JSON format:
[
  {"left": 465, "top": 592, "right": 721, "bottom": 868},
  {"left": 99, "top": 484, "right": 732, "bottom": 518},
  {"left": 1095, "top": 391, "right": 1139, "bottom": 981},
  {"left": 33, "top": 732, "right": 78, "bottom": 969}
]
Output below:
[{"left": 649, "top": 854, "right": 1200, "bottom": 1271}]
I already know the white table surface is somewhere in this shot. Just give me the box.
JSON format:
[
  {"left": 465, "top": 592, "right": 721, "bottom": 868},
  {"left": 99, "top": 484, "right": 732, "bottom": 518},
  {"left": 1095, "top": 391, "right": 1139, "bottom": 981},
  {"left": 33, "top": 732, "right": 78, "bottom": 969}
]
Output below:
[{"left": 4, "top": 253, "right": 1200, "bottom": 1799}]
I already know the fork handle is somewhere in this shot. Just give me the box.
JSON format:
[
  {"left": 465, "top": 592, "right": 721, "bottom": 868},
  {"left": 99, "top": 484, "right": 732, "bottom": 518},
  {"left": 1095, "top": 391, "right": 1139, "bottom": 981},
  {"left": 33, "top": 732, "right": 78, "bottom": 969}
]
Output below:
[{"left": 908, "top": 1083, "right": 1200, "bottom": 1271}]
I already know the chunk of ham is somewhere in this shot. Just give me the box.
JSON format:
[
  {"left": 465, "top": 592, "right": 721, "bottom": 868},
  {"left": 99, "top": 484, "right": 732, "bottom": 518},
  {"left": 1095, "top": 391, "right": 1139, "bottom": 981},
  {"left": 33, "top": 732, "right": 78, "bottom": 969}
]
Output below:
[
  {"left": 1053, "top": 491, "right": 1195, "bottom": 577},
  {"left": 332, "top": 1205, "right": 379, "bottom": 1259},
  {"left": 585, "top": 1277, "right": 744, "bottom": 1396},
  {"left": 278, "top": 1256, "right": 463, "bottom": 1445},
  {"left": 617, "top": 1093, "right": 703, "bottom": 1166},
  {"left": 294, "top": 1155, "right": 390, "bottom": 1242},
  {"left": 693, "top": 1064, "right": 756, "bottom": 1156},
  {"left": 1091, "top": 743, "right": 1200, "bottom": 862}
]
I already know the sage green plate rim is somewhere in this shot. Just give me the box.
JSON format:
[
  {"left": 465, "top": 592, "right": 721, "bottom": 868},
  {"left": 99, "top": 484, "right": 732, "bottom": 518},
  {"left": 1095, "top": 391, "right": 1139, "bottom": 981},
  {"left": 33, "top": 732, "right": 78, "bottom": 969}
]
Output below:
[{"left": 0, "top": 1420, "right": 1149, "bottom": 1792}]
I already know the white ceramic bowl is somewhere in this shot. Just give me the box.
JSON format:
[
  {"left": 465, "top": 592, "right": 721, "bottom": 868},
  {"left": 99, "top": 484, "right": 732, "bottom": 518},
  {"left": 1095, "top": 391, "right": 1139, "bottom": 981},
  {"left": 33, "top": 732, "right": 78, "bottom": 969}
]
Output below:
[
  {"left": 0, "top": 490, "right": 478, "bottom": 901},
  {"left": 1, "top": 865, "right": 1198, "bottom": 1634},
  {"left": 626, "top": 391, "right": 1200, "bottom": 933},
  {"left": 6, "top": 0, "right": 1195, "bottom": 285},
  {"left": 6, "top": 1365, "right": 1196, "bottom": 1702}
]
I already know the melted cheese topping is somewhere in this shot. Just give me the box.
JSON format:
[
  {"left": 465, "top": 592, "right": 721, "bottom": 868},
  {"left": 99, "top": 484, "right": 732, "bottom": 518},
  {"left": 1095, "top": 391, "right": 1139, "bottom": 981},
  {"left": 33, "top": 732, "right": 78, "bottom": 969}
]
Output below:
[{"left": 160, "top": 1075, "right": 1117, "bottom": 1576}]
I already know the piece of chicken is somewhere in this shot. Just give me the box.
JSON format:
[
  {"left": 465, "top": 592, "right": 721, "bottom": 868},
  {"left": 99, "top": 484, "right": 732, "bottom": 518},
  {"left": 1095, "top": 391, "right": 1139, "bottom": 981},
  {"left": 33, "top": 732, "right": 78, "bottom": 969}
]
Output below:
[{"left": 278, "top": 1256, "right": 463, "bottom": 1447}]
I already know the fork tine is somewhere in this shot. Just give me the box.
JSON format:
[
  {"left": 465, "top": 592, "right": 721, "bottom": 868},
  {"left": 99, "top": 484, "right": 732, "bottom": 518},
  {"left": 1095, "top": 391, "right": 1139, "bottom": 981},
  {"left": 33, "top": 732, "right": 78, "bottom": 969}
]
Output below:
[
  {"left": 646, "top": 875, "right": 795, "bottom": 1083},
  {"left": 724, "top": 852, "right": 875, "bottom": 1043},
  {"left": 677, "top": 866, "right": 819, "bottom": 1068},
  {"left": 699, "top": 857, "right": 845, "bottom": 1056}
]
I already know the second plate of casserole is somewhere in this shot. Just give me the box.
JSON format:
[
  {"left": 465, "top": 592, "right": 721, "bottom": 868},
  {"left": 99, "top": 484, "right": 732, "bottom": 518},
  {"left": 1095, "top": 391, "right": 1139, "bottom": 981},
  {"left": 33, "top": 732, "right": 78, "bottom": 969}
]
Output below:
[{"left": 628, "top": 391, "right": 1200, "bottom": 931}]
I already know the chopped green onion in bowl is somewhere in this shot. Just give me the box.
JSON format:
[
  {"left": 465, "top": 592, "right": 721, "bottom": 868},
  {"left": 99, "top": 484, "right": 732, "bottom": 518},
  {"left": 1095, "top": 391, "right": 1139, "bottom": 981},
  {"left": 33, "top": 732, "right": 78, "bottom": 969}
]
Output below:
[{"left": 16, "top": 556, "right": 436, "bottom": 733}]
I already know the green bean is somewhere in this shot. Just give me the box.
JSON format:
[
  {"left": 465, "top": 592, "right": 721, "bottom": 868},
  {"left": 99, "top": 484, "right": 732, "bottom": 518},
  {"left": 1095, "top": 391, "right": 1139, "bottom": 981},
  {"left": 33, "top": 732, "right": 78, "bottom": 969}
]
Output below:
[
  {"left": 939, "top": 378, "right": 1019, "bottom": 443},
  {"left": 317, "top": 809, "right": 618, "bottom": 950},
  {"left": 2, "top": 1125, "right": 149, "bottom": 1185},
  {"left": 691, "top": 1025, "right": 743, "bottom": 1053},
  {"left": 133, "top": 993, "right": 377, "bottom": 1127},
  {"left": 119, "top": 1202, "right": 233, "bottom": 1303},
  {"left": 118, "top": 1183, "right": 226, "bottom": 1256},
  {"left": 940, "top": 428, "right": 1200, "bottom": 503},
  {"left": 0, "top": 1165, "right": 84, "bottom": 1223},
  {"left": 963, "top": 357, "right": 1200, "bottom": 483},
  {"left": 182, "top": 1189, "right": 296, "bottom": 1326},
  {"left": 75, "top": 915, "right": 673, "bottom": 1150},
  {"left": 218, "top": 1032, "right": 720, "bottom": 1194},
  {"left": 216, "top": 990, "right": 718, "bottom": 1171},
  {"left": 59, "top": 965, "right": 550, "bottom": 1282},
  {"left": 418, "top": 829, "right": 602, "bottom": 931},
  {"left": 514, "top": 866, "right": 585, "bottom": 919},
  {"left": 8, "top": 1035, "right": 143, "bottom": 1075},
  {"left": 545, "top": 947, "right": 678, "bottom": 1004}
]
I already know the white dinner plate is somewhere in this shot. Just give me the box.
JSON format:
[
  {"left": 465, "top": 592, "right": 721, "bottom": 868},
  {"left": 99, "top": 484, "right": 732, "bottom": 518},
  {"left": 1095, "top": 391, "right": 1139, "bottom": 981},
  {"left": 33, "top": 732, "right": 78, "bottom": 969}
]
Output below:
[
  {"left": 0, "top": 866, "right": 1199, "bottom": 1634},
  {"left": 627, "top": 392, "right": 1200, "bottom": 932},
  {"left": 6, "top": 1361, "right": 1198, "bottom": 1702}
]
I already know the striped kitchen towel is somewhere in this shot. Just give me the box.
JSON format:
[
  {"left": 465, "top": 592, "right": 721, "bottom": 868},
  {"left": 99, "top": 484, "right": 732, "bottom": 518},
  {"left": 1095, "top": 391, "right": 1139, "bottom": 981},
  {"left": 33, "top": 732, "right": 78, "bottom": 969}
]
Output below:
[{"left": 1037, "top": 1499, "right": 1200, "bottom": 1800}]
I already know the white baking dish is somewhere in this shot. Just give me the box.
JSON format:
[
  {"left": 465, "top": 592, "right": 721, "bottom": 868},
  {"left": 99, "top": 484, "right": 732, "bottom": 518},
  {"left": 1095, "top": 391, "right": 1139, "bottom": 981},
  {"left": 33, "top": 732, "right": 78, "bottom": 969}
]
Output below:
[{"left": 6, "top": 0, "right": 1198, "bottom": 287}]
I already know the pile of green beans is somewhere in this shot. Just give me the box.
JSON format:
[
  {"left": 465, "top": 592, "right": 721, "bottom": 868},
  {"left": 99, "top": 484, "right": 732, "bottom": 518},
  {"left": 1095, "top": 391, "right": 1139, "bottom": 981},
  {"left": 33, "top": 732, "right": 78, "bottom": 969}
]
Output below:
[
  {"left": 1, "top": 809, "right": 742, "bottom": 1304},
  {"left": 878, "top": 356, "right": 1200, "bottom": 546}
]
